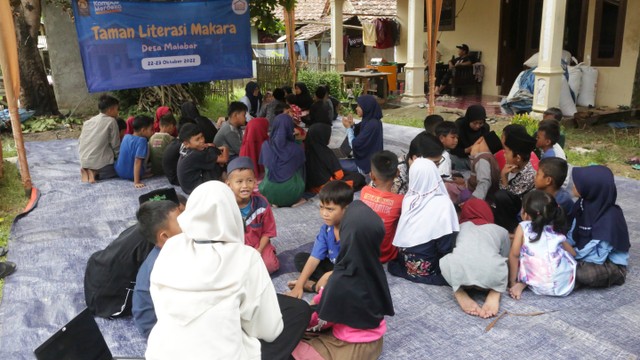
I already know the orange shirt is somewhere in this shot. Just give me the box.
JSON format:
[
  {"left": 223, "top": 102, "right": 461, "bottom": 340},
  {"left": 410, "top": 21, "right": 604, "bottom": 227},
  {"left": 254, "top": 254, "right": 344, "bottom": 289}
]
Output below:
[{"left": 360, "top": 185, "right": 404, "bottom": 263}]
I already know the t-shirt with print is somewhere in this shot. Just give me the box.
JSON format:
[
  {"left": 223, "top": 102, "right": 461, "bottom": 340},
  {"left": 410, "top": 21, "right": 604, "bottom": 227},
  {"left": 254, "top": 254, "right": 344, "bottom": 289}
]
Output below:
[
  {"left": 115, "top": 134, "right": 148, "bottom": 180},
  {"left": 360, "top": 185, "right": 403, "bottom": 263},
  {"left": 310, "top": 224, "right": 340, "bottom": 264},
  {"left": 149, "top": 132, "right": 174, "bottom": 176}
]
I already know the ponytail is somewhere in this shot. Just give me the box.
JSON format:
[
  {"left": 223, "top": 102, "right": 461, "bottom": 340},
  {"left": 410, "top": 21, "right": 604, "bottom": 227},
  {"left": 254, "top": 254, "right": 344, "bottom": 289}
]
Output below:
[{"left": 523, "top": 190, "right": 566, "bottom": 242}]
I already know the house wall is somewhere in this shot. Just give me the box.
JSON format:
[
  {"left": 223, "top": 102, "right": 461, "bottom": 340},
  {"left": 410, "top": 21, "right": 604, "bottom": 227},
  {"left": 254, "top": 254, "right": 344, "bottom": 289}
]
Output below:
[
  {"left": 425, "top": 0, "right": 501, "bottom": 96},
  {"left": 422, "top": 0, "right": 640, "bottom": 107},
  {"left": 583, "top": 0, "right": 640, "bottom": 107}
]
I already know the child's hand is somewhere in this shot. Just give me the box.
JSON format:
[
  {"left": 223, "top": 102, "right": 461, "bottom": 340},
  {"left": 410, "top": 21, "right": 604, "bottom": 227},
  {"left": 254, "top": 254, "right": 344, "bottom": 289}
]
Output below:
[
  {"left": 134, "top": 182, "right": 145, "bottom": 189},
  {"left": 342, "top": 114, "right": 354, "bottom": 128},
  {"left": 285, "top": 286, "right": 304, "bottom": 299},
  {"left": 216, "top": 117, "right": 225, "bottom": 128},
  {"left": 501, "top": 164, "right": 517, "bottom": 177},
  {"left": 217, "top": 146, "right": 229, "bottom": 164}
]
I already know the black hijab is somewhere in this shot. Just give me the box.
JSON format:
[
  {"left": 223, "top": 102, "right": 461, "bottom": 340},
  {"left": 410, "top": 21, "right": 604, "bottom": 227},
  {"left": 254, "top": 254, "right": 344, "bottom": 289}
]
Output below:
[
  {"left": 317, "top": 201, "right": 395, "bottom": 329},
  {"left": 571, "top": 166, "right": 630, "bottom": 252},
  {"left": 181, "top": 101, "right": 217, "bottom": 143},
  {"left": 453, "top": 104, "right": 489, "bottom": 158},
  {"left": 245, "top": 81, "right": 262, "bottom": 117},
  {"left": 305, "top": 123, "right": 341, "bottom": 188},
  {"left": 293, "top": 82, "right": 313, "bottom": 110}
]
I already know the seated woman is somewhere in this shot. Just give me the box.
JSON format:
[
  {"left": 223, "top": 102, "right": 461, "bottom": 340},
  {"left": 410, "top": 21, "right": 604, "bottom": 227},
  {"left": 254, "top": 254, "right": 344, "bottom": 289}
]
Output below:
[
  {"left": 239, "top": 117, "right": 269, "bottom": 180},
  {"left": 567, "top": 166, "right": 629, "bottom": 288},
  {"left": 259, "top": 114, "right": 306, "bottom": 207},
  {"left": 305, "top": 123, "right": 365, "bottom": 194},
  {"left": 181, "top": 101, "right": 217, "bottom": 144},
  {"left": 292, "top": 201, "right": 394, "bottom": 360},
  {"left": 440, "top": 199, "right": 510, "bottom": 318},
  {"left": 388, "top": 158, "right": 459, "bottom": 285},
  {"left": 340, "top": 95, "right": 384, "bottom": 175},
  {"left": 451, "top": 104, "right": 490, "bottom": 171}
]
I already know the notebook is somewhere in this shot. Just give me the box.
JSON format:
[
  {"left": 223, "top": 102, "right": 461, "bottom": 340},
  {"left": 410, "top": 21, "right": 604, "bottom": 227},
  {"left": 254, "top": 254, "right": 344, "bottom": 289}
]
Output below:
[
  {"left": 331, "top": 135, "right": 352, "bottom": 159},
  {"left": 34, "top": 308, "right": 144, "bottom": 360}
]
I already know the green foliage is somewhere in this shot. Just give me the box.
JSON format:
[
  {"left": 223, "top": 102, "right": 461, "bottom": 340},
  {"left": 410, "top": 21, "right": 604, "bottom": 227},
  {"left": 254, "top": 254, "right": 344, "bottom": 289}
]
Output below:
[
  {"left": 0, "top": 161, "right": 27, "bottom": 300},
  {"left": 510, "top": 113, "right": 539, "bottom": 136},
  {"left": 20, "top": 116, "right": 83, "bottom": 134},
  {"left": 297, "top": 70, "right": 342, "bottom": 98},
  {"left": 200, "top": 87, "right": 245, "bottom": 120}
]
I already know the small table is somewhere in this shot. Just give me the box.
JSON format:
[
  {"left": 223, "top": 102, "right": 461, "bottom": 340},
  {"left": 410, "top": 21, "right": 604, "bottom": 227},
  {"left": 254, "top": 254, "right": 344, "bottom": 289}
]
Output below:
[{"left": 340, "top": 71, "right": 393, "bottom": 100}]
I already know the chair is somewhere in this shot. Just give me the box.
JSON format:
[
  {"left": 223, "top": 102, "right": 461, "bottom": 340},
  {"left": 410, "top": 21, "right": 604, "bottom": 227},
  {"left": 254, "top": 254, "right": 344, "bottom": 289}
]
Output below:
[{"left": 450, "top": 51, "right": 483, "bottom": 96}]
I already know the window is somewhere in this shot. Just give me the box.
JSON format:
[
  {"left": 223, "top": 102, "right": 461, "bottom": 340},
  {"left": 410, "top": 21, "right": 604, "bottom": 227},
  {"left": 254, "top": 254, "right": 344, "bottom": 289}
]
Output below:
[{"left": 591, "top": 0, "right": 626, "bottom": 66}]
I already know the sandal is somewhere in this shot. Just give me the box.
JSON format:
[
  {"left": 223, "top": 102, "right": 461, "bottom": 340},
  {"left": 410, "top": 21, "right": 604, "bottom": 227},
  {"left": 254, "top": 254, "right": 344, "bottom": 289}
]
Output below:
[
  {"left": 0, "top": 261, "right": 16, "bottom": 279},
  {"left": 0, "top": 246, "right": 7, "bottom": 257},
  {"left": 632, "top": 164, "right": 640, "bottom": 171}
]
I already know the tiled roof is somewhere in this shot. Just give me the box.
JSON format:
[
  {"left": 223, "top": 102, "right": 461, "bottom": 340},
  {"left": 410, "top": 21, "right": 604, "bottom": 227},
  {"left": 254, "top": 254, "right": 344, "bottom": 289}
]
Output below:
[
  {"left": 275, "top": 0, "right": 329, "bottom": 22},
  {"left": 345, "top": 0, "right": 397, "bottom": 21}
]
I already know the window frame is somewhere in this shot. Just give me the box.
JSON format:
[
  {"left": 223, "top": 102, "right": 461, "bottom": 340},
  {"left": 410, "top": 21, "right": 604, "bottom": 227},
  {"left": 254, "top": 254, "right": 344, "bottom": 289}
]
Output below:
[{"left": 591, "top": 0, "right": 627, "bottom": 67}]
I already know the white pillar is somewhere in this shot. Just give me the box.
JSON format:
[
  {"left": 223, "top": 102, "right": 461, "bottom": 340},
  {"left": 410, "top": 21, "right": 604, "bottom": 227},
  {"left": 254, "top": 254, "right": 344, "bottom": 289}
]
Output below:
[
  {"left": 532, "top": 0, "right": 566, "bottom": 113},
  {"left": 395, "top": 0, "right": 408, "bottom": 64},
  {"left": 330, "top": 0, "right": 345, "bottom": 72},
  {"left": 402, "top": 0, "right": 425, "bottom": 102}
]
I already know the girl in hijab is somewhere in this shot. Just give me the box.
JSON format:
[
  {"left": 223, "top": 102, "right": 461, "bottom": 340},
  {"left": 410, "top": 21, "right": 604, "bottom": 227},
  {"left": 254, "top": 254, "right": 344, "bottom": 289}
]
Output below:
[
  {"left": 340, "top": 95, "right": 384, "bottom": 175},
  {"left": 440, "top": 199, "right": 510, "bottom": 318},
  {"left": 240, "top": 81, "right": 263, "bottom": 120},
  {"left": 567, "top": 166, "right": 630, "bottom": 288},
  {"left": 293, "top": 82, "right": 313, "bottom": 111},
  {"left": 389, "top": 158, "right": 459, "bottom": 285},
  {"left": 451, "top": 104, "right": 490, "bottom": 171},
  {"left": 292, "top": 201, "right": 394, "bottom": 360},
  {"left": 154, "top": 106, "right": 174, "bottom": 135},
  {"left": 305, "top": 123, "right": 365, "bottom": 194},
  {"left": 180, "top": 101, "right": 218, "bottom": 144},
  {"left": 239, "top": 117, "right": 270, "bottom": 180},
  {"left": 259, "top": 114, "right": 306, "bottom": 207}
]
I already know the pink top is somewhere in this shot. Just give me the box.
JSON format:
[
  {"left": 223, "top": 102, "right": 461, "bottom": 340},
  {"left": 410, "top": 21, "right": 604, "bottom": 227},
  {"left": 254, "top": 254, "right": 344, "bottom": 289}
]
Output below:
[{"left": 309, "top": 289, "right": 386, "bottom": 343}]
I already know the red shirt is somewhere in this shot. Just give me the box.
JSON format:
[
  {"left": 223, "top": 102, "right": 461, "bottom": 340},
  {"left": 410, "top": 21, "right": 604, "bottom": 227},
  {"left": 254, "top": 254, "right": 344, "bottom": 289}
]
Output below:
[{"left": 360, "top": 186, "right": 403, "bottom": 263}]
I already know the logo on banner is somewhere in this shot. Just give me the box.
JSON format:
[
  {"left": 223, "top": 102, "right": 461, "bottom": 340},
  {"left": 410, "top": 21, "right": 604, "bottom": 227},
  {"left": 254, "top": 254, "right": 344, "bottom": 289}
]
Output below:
[
  {"left": 93, "top": 0, "right": 123, "bottom": 15},
  {"left": 232, "top": 0, "right": 248, "bottom": 15}
]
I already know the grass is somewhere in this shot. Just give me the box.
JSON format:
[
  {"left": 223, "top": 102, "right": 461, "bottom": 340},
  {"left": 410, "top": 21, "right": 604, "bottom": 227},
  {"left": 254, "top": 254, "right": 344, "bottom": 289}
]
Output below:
[
  {"left": 2, "top": 134, "right": 18, "bottom": 158},
  {"left": 200, "top": 88, "right": 246, "bottom": 120},
  {"left": 0, "top": 160, "right": 28, "bottom": 302}
]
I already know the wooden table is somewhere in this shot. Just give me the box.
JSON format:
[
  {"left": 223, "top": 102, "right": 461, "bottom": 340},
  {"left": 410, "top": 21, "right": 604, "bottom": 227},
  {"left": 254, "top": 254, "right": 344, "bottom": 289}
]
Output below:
[{"left": 340, "top": 71, "right": 393, "bottom": 100}]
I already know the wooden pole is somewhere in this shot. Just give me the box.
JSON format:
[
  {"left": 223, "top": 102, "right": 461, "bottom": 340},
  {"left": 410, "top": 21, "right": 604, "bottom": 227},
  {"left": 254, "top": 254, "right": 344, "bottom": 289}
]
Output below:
[
  {"left": 0, "top": 0, "right": 32, "bottom": 196},
  {"left": 284, "top": 7, "right": 297, "bottom": 85},
  {"left": 426, "top": 0, "right": 442, "bottom": 114}
]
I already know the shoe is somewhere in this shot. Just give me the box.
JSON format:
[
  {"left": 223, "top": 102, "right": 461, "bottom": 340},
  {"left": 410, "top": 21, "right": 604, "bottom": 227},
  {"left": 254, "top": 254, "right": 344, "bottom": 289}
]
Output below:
[
  {"left": 0, "top": 246, "right": 7, "bottom": 257},
  {"left": 0, "top": 261, "right": 16, "bottom": 279}
]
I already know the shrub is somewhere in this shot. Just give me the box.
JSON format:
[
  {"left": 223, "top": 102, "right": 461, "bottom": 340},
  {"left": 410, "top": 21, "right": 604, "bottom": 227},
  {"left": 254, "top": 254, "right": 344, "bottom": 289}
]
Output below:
[
  {"left": 297, "top": 70, "right": 341, "bottom": 98},
  {"left": 511, "top": 113, "right": 539, "bottom": 136}
]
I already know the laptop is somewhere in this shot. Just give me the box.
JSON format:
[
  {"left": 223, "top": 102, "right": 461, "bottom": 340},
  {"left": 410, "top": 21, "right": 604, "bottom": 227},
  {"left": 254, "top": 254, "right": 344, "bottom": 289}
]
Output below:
[
  {"left": 34, "top": 308, "right": 144, "bottom": 360},
  {"left": 331, "top": 135, "right": 352, "bottom": 159}
]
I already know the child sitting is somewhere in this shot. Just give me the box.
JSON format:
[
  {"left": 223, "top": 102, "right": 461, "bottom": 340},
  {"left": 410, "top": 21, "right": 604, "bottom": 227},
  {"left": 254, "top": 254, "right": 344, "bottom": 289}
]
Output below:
[
  {"left": 542, "top": 107, "right": 567, "bottom": 159},
  {"left": 78, "top": 94, "right": 121, "bottom": 183},
  {"left": 286, "top": 181, "right": 354, "bottom": 299},
  {"left": 307, "top": 85, "right": 333, "bottom": 127},
  {"left": 536, "top": 119, "right": 561, "bottom": 159},
  {"left": 535, "top": 157, "right": 574, "bottom": 218},
  {"left": 424, "top": 114, "right": 444, "bottom": 135},
  {"left": 162, "top": 118, "right": 196, "bottom": 186},
  {"left": 467, "top": 131, "right": 503, "bottom": 202},
  {"left": 440, "top": 199, "right": 510, "bottom": 318},
  {"left": 291, "top": 201, "right": 394, "bottom": 360},
  {"left": 451, "top": 104, "right": 490, "bottom": 171},
  {"left": 389, "top": 158, "right": 459, "bottom": 285},
  {"left": 434, "top": 121, "right": 458, "bottom": 179},
  {"left": 360, "top": 151, "right": 404, "bottom": 263},
  {"left": 149, "top": 113, "right": 177, "bottom": 176},
  {"left": 115, "top": 115, "right": 154, "bottom": 188},
  {"left": 493, "top": 129, "right": 537, "bottom": 233},
  {"left": 132, "top": 198, "right": 184, "bottom": 338},
  {"left": 567, "top": 166, "right": 629, "bottom": 288},
  {"left": 495, "top": 124, "right": 540, "bottom": 171},
  {"left": 214, "top": 101, "right": 247, "bottom": 161},
  {"left": 509, "top": 190, "right": 577, "bottom": 299},
  {"left": 177, "top": 123, "right": 229, "bottom": 195},
  {"left": 225, "top": 157, "right": 280, "bottom": 273},
  {"left": 116, "top": 118, "right": 127, "bottom": 141}
]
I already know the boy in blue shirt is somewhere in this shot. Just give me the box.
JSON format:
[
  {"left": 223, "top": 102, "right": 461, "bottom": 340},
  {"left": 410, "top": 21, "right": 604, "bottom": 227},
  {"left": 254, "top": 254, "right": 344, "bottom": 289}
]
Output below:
[
  {"left": 534, "top": 157, "right": 574, "bottom": 222},
  {"left": 115, "top": 115, "right": 154, "bottom": 188},
  {"left": 286, "top": 181, "right": 353, "bottom": 299},
  {"left": 536, "top": 119, "right": 561, "bottom": 159}
]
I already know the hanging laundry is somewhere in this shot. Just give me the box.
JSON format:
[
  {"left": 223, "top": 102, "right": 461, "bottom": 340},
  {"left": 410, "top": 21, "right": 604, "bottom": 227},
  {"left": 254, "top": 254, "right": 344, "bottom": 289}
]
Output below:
[
  {"left": 362, "top": 21, "right": 377, "bottom": 46},
  {"left": 393, "top": 20, "right": 401, "bottom": 46},
  {"left": 374, "top": 18, "right": 395, "bottom": 49},
  {"left": 349, "top": 36, "right": 364, "bottom": 48}
]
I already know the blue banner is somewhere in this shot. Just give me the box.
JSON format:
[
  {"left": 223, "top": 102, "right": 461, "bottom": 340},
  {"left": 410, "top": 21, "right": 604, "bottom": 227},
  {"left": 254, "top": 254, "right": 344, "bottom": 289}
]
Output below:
[{"left": 72, "top": 0, "right": 252, "bottom": 92}]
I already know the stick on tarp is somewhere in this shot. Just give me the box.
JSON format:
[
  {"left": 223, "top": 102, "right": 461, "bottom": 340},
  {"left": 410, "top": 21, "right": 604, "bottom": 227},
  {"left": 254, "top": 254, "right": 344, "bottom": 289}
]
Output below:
[{"left": 0, "top": 0, "right": 33, "bottom": 196}]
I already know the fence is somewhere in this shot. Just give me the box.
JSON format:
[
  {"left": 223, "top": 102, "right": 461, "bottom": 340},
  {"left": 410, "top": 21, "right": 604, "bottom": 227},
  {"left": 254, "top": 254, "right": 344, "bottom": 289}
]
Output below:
[{"left": 256, "top": 57, "right": 334, "bottom": 91}]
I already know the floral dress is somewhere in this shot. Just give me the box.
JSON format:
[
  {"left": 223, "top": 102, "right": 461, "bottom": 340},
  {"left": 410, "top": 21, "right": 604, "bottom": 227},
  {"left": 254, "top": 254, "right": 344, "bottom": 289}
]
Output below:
[{"left": 518, "top": 221, "right": 577, "bottom": 296}]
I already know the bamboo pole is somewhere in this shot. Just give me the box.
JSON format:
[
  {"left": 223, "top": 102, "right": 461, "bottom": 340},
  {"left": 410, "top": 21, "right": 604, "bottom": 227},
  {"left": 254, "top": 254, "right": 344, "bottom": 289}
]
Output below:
[
  {"left": 284, "top": 7, "right": 297, "bottom": 85},
  {"left": 426, "top": 0, "right": 442, "bottom": 114},
  {"left": 0, "top": 0, "right": 32, "bottom": 196}
]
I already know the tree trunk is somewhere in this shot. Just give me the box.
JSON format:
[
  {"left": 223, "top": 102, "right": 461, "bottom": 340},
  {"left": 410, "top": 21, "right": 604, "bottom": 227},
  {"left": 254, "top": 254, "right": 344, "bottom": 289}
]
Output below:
[{"left": 10, "top": 0, "right": 59, "bottom": 115}]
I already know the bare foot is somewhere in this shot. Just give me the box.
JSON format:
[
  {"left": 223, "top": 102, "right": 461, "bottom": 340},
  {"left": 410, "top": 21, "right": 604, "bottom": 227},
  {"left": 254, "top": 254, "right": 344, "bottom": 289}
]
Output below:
[
  {"left": 291, "top": 198, "right": 307, "bottom": 208},
  {"left": 454, "top": 288, "right": 483, "bottom": 317},
  {"left": 509, "top": 282, "right": 526, "bottom": 300},
  {"left": 287, "top": 279, "right": 316, "bottom": 292},
  {"left": 87, "top": 169, "right": 97, "bottom": 184},
  {"left": 80, "top": 168, "right": 88, "bottom": 183},
  {"left": 481, "top": 290, "right": 501, "bottom": 318}
]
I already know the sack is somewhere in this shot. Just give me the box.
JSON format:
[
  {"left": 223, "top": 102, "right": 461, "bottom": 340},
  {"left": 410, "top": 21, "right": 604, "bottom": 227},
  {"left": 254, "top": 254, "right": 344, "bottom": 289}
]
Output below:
[
  {"left": 568, "top": 57, "right": 583, "bottom": 99},
  {"left": 577, "top": 66, "right": 598, "bottom": 107}
]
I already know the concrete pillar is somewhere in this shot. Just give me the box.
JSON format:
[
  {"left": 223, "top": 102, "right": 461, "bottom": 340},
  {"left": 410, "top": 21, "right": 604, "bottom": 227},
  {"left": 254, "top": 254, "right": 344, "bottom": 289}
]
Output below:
[
  {"left": 330, "top": 0, "right": 345, "bottom": 72},
  {"left": 43, "top": 2, "right": 100, "bottom": 116},
  {"left": 395, "top": 0, "right": 408, "bottom": 63},
  {"left": 532, "top": 0, "right": 567, "bottom": 113},
  {"left": 402, "top": 0, "right": 425, "bottom": 102}
]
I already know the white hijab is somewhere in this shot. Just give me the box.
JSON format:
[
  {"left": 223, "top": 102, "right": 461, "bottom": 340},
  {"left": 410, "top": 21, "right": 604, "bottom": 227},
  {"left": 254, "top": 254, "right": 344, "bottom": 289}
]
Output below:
[
  {"left": 150, "top": 181, "right": 245, "bottom": 326},
  {"left": 393, "top": 158, "right": 459, "bottom": 248}
]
